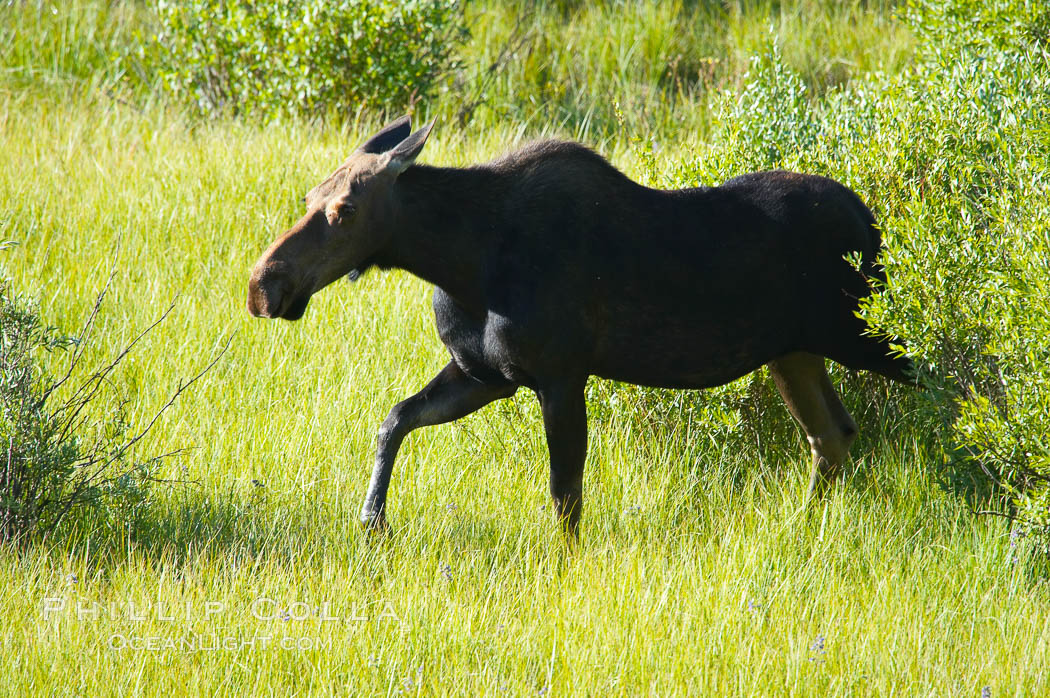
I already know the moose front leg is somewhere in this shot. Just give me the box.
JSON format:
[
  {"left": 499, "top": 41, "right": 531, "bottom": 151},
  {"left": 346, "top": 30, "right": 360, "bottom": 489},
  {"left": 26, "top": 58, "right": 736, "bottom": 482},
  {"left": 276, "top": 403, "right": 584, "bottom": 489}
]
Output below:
[
  {"left": 537, "top": 381, "right": 588, "bottom": 538},
  {"left": 361, "top": 361, "right": 517, "bottom": 530}
]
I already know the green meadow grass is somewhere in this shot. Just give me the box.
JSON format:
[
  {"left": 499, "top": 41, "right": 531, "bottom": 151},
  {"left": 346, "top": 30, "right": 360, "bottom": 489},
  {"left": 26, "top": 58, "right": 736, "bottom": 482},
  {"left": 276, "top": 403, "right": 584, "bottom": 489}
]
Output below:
[
  {"left": 1, "top": 0, "right": 914, "bottom": 140},
  {"left": 3, "top": 90, "right": 1048, "bottom": 698},
  {"left": 2, "top": 1, "right": 1049, "bottom": 696},
  {"left": 455, "top": 0, "right": 913, "bottom": 138}
]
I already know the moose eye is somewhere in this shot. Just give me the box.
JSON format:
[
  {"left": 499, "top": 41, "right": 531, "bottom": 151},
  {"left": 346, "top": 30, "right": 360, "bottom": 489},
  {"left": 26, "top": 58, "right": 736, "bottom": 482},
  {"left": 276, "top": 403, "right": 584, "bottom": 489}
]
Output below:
[{"left": 326, "top": 202, "right": 356, "bottom": 226}]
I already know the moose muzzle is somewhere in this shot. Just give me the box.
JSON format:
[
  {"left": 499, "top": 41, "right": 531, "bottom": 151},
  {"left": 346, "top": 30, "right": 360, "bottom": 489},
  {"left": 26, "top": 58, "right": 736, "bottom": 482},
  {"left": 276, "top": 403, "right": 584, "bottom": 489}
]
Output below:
[{"left": 247, "top": 260, "right": 311, "bottom": 321}]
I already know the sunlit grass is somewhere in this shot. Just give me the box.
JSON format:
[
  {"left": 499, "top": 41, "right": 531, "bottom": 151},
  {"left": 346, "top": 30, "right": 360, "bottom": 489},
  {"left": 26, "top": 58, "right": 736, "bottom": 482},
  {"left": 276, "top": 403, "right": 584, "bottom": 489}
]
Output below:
[
  {"left": 456, "top": 0, "right": 914, "bottom": 138},
  {"left": 1, "top": 0, "right": 914, "bottom": 141},
  {"left": 2, "top": 88, "right": 1047, "bottom": 696},
  {"left": 2, "top": 1, "right": 1047, "bottom": 695}
]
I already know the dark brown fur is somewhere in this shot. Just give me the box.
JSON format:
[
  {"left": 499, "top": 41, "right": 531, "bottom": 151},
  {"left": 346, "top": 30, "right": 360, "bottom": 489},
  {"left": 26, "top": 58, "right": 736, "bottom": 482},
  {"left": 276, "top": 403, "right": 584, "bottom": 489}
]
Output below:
[{"left": 248, "top": 118, "right": 913, "bottom": 537}]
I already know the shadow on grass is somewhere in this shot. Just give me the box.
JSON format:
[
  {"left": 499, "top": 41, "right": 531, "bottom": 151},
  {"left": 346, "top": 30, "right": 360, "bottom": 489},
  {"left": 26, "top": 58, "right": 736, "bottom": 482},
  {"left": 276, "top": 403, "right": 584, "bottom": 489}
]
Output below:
[{"left": 53, "top": 481, "right": 559, "bottom": 571}]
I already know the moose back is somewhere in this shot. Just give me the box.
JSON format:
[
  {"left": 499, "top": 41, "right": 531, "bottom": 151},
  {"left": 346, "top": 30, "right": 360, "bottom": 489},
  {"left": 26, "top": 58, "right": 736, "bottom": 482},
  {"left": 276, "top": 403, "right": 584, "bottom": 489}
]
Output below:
[{"left": 247, "top": 117, "right": 912, "bottom": 536}]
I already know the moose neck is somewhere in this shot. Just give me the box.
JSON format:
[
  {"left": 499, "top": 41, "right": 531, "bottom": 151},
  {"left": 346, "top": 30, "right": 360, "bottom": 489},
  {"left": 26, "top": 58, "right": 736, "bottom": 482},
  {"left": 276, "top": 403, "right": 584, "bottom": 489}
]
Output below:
[{"left": 377, "top": 164, "right": 498, "bottom": 312}]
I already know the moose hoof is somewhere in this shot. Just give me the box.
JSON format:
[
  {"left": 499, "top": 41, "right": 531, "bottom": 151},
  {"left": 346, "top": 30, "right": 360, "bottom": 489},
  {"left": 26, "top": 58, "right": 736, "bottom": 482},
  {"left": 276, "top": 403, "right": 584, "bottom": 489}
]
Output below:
[
  {"left": 360, "top": 510, "right": 389, "bottom": 534},
  {"left": 806, "top": 466, "right": 841, "bottom": 501},
  {"left": 552, "top": 508, "right": 581, "bottom": 543}
]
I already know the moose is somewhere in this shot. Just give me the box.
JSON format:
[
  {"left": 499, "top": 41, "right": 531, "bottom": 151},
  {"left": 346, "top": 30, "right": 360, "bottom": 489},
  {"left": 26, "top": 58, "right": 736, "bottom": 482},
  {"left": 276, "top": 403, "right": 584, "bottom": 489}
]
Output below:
[{"left": 247, "top": 116, "right": 913, "bottom": 537}]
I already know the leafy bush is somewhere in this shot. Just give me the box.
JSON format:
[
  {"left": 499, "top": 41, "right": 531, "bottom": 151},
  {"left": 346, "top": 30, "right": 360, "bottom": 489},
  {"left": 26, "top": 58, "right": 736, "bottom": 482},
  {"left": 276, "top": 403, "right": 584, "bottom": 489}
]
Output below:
[
  {"left": 139, "top": 0, "right": 467, "bottom": 119},
  {"left": 713, "top": 43, "right": 821, "bottom": 174},
  {"left": 860, "top": 0, "right": 1050, "bottom": 530},
  {"left": 0, "top": 254, "right": 221, "bottom": 542}
]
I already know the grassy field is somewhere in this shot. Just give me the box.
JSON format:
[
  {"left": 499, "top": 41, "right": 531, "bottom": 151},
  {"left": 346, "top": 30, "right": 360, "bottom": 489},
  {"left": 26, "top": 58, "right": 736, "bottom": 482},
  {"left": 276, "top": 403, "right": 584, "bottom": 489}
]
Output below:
[{"left": 2, "top": 1, "right": 1049, "bottom": 696}]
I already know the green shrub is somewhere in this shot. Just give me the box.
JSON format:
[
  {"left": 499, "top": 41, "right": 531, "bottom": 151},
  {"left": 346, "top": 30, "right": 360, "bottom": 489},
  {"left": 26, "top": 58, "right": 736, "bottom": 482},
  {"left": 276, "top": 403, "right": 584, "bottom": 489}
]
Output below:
[
  {"left": 711, "top": 43, "right": 821, "bottom": 174},
  {"left": 861, "top": 0, "right": 1050, "bottom": 530},
  {"left": 0, "top": 253, "right": 221, "bottom": 542},
  {"left": 139, "top": 0, "right": 467, "bottom": 119}
]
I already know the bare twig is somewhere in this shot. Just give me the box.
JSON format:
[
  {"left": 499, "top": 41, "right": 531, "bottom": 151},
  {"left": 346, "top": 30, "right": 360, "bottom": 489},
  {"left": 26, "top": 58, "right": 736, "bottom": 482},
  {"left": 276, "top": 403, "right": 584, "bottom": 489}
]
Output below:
[
  {"left": 52, "top": 297, "right": 179, "bottom": 444},
  {"left": 36, "top": 333, "right": 230, "bottom": 541},
  {"left": 102, "top": 333, "right": 233, "bottom": 467},
  {"left": 35, "top": 274, "right": 108, "bottom": 408}
]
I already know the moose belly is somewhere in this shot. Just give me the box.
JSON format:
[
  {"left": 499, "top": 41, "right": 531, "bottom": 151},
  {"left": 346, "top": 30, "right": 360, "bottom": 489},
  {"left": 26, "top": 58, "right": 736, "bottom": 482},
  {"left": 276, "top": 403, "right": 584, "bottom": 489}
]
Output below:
[
  {"left": 591, "top": 344, "right": 775, "bottom": 389},
  {"left": 436, "top": 283, "right": 803, "bottom": 391},
  {"left": 589, "top": 309, "right": 799, "bottom": 390}
]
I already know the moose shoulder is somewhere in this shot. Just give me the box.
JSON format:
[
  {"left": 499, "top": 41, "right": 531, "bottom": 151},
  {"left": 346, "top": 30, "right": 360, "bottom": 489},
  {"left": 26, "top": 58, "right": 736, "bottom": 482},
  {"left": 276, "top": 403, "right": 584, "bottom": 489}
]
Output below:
[{"left": 247, "top": 116, "right": 913, "bottom": 537}]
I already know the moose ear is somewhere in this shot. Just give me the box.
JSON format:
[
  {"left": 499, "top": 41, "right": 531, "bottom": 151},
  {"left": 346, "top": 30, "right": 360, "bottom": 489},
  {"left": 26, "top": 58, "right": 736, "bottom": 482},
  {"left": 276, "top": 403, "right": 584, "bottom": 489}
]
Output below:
[
  {"left": 358, "top": 116, "right": 412, "bottom": 154},
  {"left": 383, "top": 120, "right": 435, "bottom": 176}
]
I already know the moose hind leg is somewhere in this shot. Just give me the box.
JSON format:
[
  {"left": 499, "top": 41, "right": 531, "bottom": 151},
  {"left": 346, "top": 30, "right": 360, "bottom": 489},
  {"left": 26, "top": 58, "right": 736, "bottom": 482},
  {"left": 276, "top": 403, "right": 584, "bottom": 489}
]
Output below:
[
  {"left": 537, "top": 380, "right": 588, "bottom": 538},
  {"left": 767, "top": 352, "right": 857, "bottom": 498},
  {"left": 361, "top": 361, "right": 517, "bottom": 529}
]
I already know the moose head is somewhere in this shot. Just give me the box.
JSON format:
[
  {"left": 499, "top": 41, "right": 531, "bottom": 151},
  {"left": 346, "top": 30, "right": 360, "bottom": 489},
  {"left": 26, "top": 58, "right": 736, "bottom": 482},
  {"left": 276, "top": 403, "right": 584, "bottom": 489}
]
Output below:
[{"left": 247, "top": 116, "right": 433, "bottom": 320}]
